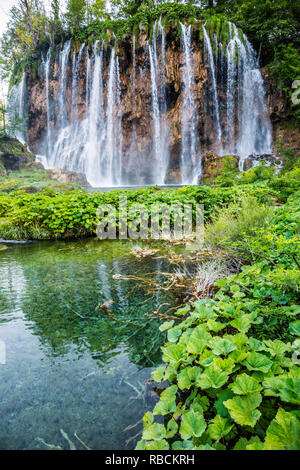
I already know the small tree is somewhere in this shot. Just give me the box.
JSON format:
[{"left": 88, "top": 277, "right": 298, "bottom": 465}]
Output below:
[
  {"left": 49, "top": 0, "right": 64, "bottom": 44},
  {"left": 65, "top": 0, "right": 87, "bottom": 34},
  {"left": 0, "top": 102, "right": 7, "bottom": 137},
  {"left": 111, "top": 0, "right": 155, "bottom": 18},
  {"left": 87, "top": 0, "right": 107, "bottom": 22}
]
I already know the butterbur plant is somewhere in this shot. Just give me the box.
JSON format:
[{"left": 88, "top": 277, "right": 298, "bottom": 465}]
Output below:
[{"left": 137, "top": 297, "right": 300, "bottom": 450}]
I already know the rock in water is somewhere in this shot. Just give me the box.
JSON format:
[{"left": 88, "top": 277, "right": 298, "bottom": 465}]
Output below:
[
  {"left": 50, "top": 169, "right": 90, "bottom": 187},
  {"left": 201, "top": 152, "right": 239, "bottom": 182}
]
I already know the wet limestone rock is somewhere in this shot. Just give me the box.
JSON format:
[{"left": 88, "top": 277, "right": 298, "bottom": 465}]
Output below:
[
  {"left": 25, "top": 27, "right": 298, "bottom": 177},
  {"left": 0, "top": 137, "right": 35, "bottom": 172},
  {"left": 262, "top": 68, "right": 300, "bottom": 157},
  {"left": 201, "top": 152, "right": 239, "bottom": 183},
  {"left": 50, "top": 168, "right": 90, "bottom": 187}
]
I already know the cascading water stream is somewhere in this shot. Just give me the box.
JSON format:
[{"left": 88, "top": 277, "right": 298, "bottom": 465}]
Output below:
[
  {"left": 180, "top": 23, "right": 201, "bottom": 184},
  {"left": 203, "top": 25, "right": 223, "bottom": 153},
  {"left": 86, "top": 48, "right": 91, "bottom": 108},
  {"left": 48, "top": 40, "right": 74, "bottom": 170},
  {"left": 85, "top": 41, "right": 123, "bottom": 186},
  {"left": 57, "top": 40, "right": 72, "bottom": 128},
  {"left": 148, "top": 19, "right": 169, "bottom": 184},
  {"left": 224, "top": 23, "right": 273, "bottom": 169},
  {"left": 71, "top": 44, "right": 85, "bottom": 120},
  {"left": 42, "top": 39, "right": 125, "bottom": 187},
  {"left": 85, "top": 41, "right": 104, "bottom": 186},
  {"left": 8, "top": 72, "right": 27, "bottom": 144},
  {"left": 16, "top": 72, "right": 27, "bottom": 143},
  {"left": 45, "top": 48, "right": 52, "bottom": 158},
  {"left": 30, "top": 19, "right": 272, "bottom": 187},
  {"left": 225, "top": 23, "right": 235, "bottom": 154},
  {"left": 127, "top": 32, "right": 137, "bottom": 180},
  {"left": 148, "top": 40, "right": 162, "bottom": 182},
  {"left": 105, "top": 46, "right": 123, "bottom": 186},
  {"left": 158, "top": 17, "right": 169, "bottom": 182}
]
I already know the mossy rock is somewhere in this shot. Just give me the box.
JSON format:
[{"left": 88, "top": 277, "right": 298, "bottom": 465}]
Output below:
[
  {"left": 19, "top": 185, "right": 39, "bottom": 194},
  {"left": 202, "top": 153, "right": 239, "bottom": 184},
  {"left": 0, "top": 137, "right": 35, "bottom": 171},
  {"left": 24, "top": 161, "right": 45, "bottom": 170}
]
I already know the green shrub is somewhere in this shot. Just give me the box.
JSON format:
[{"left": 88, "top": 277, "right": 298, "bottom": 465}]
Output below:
[
  {"left": 137, "top": 191, "right": 300, "bottom": 451},
  {"left": 0, "top": 185, "right": 273, "bottom": 241},
  {"left": 269, "top": 167, "right": 300, "bottom": 202},
  {"left": 137, "top": 295, "right": 300, "bottom": 450},
  {"left": 205, "top": 195, "right": 274, "bottom": 249}
]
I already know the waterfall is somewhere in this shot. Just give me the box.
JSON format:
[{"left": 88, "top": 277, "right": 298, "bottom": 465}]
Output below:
[
  {"left": 224, "top": 23, "right": 273, "bottom": 169},
  {"left": 45, "top": 48, "right": 52, "bottom": 158},
  {"left": 71, "top": 44, "right": 85, "bottom": 120},
  {"left": 180, "top": 23, "right": 201, "bottom": 184},
  {"left": 158, "top": 17, "right": 169, "bottom": 181},
  {"left": 85, "top": 41, "right": 104, "bottom": 185},
  {"left": 85, "top": 42, "right": 123, "bottom": 186},
  {"left": 149, "top": 40, "right": 161, "bottom": 182},
  {"left": 112, "top": 260, "right": 129, "bottom": 310},
  {"left": 104, "top": 47, "right": 123, "bottom": 186},
  {"left": 86, "top": 48, "right": 91, "bottom": 107},
  {"left": 57, "top": 40, "right": 71, "bottom": 128},
  {"left": 16, "top": 72, "right": 27, "bottom": 143},
  {"left": 225, "top": 23, "right": 236, "bottom": 154},
  {"left": 8, "top": 72, "right": 27, "bottom": 143},
  {"left": 148, "top": 19, "right": 169, "bottom": 184},
  {"left": 237, "top": 31, "right": 273, "bottom": 167},
  {"left": 37, "top": 20, "right": 272, "bottom": 187},
  {"left": 43, "top": 40, "right": 124, "bottom": 187},
  {"left": 129, "top": 32, "right": 137, "bottom": 176},
  {"left": 48, "top": 39, "right": 88, "bottom": 172},
  {"left": 203, "top": 25, "right": 223, "bottom": 153}
]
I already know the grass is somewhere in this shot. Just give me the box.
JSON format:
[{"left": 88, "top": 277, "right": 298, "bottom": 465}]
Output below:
[{"left": 0, "top": 168, "right": 81, "bottom": 193}]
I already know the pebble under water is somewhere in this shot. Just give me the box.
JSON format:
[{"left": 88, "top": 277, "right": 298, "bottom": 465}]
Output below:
[{"left": 0, "top": 239, "right": 174, "bottom": 450}]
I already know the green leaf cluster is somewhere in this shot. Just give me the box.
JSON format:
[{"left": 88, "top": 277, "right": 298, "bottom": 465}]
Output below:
[{"left": 138, "top": 191, "right": 300, "bottom": 451}]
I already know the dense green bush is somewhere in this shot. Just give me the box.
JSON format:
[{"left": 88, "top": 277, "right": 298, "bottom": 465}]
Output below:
[
  {"left": 205, "top": 195, "right": 274, "bottom": 249},
  {"left": 75, "top": 2, "right": 201, "bottom": 42},
  {"left": 0, "top": 184, "right": 273, "bottom": 240},
  {"left": 212, "top": 159, "right": 300, "bottom": 203}
]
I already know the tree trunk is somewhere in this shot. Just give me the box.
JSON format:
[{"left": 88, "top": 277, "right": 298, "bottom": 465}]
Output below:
[{"left": 20, "top": 0, "right": 38, "bottom": 49}]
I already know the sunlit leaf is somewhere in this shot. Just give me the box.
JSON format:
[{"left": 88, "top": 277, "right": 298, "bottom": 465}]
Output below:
[
  {"left": 208, "top": 415, "right": 234, "bottom": 441},
  {"left": 179, "top": 409, "right": 206, "bottom": 440},
  {"left": 224, "top": 392, "right": 262, "bottom": 427},
  {"left": 264, "top": 408, "right": 300, "bottom": 450},
  {"left": 230, "top": 373, "right": 262, "bottom": 395},
  {"left": 242, "top": 351, "right": 273, "bottom": 373}
]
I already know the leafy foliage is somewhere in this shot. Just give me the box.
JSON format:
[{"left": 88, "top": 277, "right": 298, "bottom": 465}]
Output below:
[
  {"left": 138, "top": 191, "right": 300, "bottom": 450},
  {"left": 1, "top": 0, "right": 299, "bottom": 122},
  {"left": 0, "top": 183, "right": 273, "bottom": 240}
]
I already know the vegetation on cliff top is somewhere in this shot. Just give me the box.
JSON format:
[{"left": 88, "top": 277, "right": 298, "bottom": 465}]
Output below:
[{"left": 0, "top": 1, "right": 299, "bottom": 121}]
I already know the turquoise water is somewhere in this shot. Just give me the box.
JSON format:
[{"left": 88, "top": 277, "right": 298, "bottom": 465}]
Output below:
[{"left": 0, "top": 239, "right": 175, "bottom": 450}]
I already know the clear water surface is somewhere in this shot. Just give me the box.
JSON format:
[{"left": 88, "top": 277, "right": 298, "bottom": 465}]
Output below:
[{"left": 0, "top": 239, "right": 175, "bottom": 450}]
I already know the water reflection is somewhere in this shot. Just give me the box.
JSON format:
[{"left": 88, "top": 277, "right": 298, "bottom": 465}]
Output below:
[{"left": 0, "top": 239, "right": 174, "bottom": 450}]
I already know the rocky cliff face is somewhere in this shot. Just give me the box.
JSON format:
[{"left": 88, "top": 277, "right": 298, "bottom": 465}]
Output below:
[
  {"left": 262, "top": 69, "right": 300, "bottom": 157},
  {"left": 23, "top": 21, "right": 298, "bottom": 185},
  {"left": 27, "top": 25, "right": 207, "bottom": 183}
]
